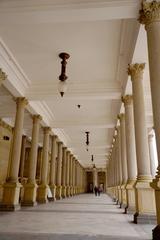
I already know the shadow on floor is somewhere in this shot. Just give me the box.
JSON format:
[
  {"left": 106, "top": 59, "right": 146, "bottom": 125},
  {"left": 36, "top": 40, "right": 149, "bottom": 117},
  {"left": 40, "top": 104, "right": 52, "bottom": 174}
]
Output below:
[{"left": 0, "top": 233, "right": 151, "bottom": 240}]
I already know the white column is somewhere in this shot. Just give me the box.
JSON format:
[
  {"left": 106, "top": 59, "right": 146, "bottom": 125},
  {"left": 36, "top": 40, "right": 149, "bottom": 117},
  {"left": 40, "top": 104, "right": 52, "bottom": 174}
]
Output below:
[
  {"left": 49, "top": 135, "right": 57, "bottom": 200},
  {"left": 93, "top": 168, "right": 98, "bottom": 188},
  {"left": 148, "top": 132, "right": 158, "bottom": 178},
  {"left": 128, "top": 63, "right": 152, "bottom": 180},
  {"left": 56, "top": 141, "right": 63, "bottom": 199},
  {"left": 122, "top": 95, "right": 137, "bottom": 181},
  {"left": 139, "top": 2, "right": 160, "bottom": 229},
  {"left": 28, "top": 115, "right": 42, "bottom": 183},
  {"left": 118, "top": 114, "right": 128, "bottom": 184},
  {"left": 37, "top": 127, "right": 50, "bottom": 203},
  {"left": 2, "top": 97, "right": 28, "bottom": 210}
]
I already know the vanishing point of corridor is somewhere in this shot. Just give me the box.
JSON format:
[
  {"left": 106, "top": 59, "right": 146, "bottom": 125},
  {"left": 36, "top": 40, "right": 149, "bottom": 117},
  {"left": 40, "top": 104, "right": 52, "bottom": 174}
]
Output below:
[{"left": 0, "top": 194, "right": 153, "bottom": 240}]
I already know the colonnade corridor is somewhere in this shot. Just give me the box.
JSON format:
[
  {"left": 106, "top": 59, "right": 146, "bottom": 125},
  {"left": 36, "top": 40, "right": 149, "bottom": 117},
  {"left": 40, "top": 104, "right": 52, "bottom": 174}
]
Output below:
[{"left": 0, "top": 194, "right": 153, "bottom": 240}]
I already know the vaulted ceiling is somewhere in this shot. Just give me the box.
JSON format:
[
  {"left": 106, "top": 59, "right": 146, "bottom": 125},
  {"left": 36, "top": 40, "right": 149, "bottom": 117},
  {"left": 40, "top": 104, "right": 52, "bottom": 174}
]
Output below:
[{"left": 0, "top": 0, "right": 152, "bottom": 168}]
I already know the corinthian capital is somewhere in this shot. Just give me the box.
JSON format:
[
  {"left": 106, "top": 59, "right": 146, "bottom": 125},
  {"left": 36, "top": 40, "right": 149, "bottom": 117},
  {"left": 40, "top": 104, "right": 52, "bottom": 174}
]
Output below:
[
  {"left": 0, "top": 69, "right": 7, "bottom": 83},
  {"left": 128, "top": 63, "right": 145, "bottom": 79},
  {"left": 139, "top": 0, "right": 160, "bottom": 26},
  {"left": 122, "top": 95, "right": 133, "bottom": 106}
]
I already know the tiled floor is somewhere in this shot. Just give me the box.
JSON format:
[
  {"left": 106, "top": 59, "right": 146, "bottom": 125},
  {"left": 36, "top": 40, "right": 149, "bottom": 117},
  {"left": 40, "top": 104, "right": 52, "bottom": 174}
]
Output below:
[{"left": 0, "top": 194, "right": 154, "bottom": 240}]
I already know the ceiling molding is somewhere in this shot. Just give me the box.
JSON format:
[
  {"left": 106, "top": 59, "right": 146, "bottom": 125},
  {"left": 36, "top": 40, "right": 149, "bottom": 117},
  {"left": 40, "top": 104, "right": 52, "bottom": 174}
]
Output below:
[
  {"left": 0, "top": 0, "right": 140, "bottom": 23},
  {"left": 0, "top": 38, "right": 31, "bottom": 96}
]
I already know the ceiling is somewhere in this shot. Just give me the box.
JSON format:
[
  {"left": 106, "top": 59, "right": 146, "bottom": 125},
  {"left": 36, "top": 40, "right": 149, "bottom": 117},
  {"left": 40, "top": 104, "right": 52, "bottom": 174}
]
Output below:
[{"left": 0, "top": 0, "right": 153, "bottom": 168}]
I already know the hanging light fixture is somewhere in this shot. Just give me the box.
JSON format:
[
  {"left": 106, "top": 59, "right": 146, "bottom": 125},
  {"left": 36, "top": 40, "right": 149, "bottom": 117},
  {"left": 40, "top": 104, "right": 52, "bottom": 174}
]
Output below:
[
  {"left": 91, "top": 155, "right": 94, "bottom": 162},
  {"left": 58, "top": 52, "right": 70, "bottom": 97},
  {"left": 85, "top": 131, "right": 90, "bottom": 151}
]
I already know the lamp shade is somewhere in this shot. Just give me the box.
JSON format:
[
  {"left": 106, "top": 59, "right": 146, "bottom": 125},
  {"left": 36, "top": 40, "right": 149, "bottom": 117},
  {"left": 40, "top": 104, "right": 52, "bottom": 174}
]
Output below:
[{"left": 58, "top": 80, "right": 67, "bottom": 97}]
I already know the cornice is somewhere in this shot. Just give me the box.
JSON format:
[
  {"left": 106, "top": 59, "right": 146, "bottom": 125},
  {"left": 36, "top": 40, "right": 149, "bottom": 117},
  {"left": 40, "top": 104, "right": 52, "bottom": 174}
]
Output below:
[
  {"left": 0, "top": 38, "right": 31, "bottom": 96},
  {"left": 0, "top": 118, "right": 13, "bottom": 132}
]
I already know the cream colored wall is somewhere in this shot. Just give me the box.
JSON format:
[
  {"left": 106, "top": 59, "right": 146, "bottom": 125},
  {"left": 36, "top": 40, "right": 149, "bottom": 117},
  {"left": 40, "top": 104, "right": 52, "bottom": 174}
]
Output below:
[{"left": 0, "top": 122, "right": 13, "bottom": 201}]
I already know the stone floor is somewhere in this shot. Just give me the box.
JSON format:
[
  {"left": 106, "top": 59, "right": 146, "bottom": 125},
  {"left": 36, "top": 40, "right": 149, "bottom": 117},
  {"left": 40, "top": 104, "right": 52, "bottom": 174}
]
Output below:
[{"left": 0, "top": 194, "right": 154, "bottom": 240}]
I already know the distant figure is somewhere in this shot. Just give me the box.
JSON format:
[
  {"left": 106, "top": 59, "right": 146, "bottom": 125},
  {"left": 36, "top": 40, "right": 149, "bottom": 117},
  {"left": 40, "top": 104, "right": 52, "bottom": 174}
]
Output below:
[
  {"left": 94, "top": 186, "right": 98, "bottom": 196},
  {"left": 97, "top": 186, "right": 101, "bottom": 196}
]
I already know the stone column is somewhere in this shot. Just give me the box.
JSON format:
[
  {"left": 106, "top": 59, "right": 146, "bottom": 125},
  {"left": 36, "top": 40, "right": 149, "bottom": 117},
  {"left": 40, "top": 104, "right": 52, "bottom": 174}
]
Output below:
[
  {"left": 19, "top": 135, "right": 27, "bottom": 180},
  {"left": 118, "top": 114, "right": 128, "bottom": 209},
  {"left": 66, "top": 151, "right": 70, "bottom": 197},
  {"left": 93, "top": 167, "right": 98, "bottom": 188},
  {"left": 72, "top": 157, "right": 76, "bottom": 195},
  {"left": 122, "top": 95, "right": 137, "bottom": 213},
  {"left": 62, "top": 147, "right": 67, "bottom": 198},
  {"left": 69, "top": 154, "right": 73, "bottom": 196},
  {"left": 37, "top": 127, "right": 51, "bottom": 203},
  {"left": 75, "top": 160, "right": 78, "bottom": 194},
  {"left": 116, "top": 126, "right": 122, "bottom": 206},
  {"left": 139, "top": 2, "right": 160, "bottom": 233},
  {"left": 49, "top": 135, "right": 57, "bottom": 200},
  {"left": 128, "top": 64, "right": 155, "bottom": 223},
  {"left": 22, "top": 115, "right": 42, "bottom": 206},
  {"left": 1, "top": 97, "right": 28, "bottom": 210},
  {"left": 148, "top": 132, "right": 158, "bottom": 178},
  {"left": 56, "top": 141, "right": 63, "bottom": 199}
]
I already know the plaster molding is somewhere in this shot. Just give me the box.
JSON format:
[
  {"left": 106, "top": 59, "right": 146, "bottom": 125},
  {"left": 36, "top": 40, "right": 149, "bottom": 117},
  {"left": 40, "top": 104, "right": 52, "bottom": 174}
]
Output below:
[
  {"left": 122, "top": 95, "right": 133, "bottom": 105},
  {"left": 0, "top": 38, "right": 31, "bottom": 96}
]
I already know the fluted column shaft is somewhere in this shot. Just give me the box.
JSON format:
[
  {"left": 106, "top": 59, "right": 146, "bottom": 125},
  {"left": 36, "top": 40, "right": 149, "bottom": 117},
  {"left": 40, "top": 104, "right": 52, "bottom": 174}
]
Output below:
[
  {"left": 139, "top": 2, "right": 160, "bottom": 173},
  {"left": 41, "top": 127, "right": 50, "bottom": 184},
  {"left": 9, "top": 98, "right": 28, "bottom": 182},
  {"left": 19, "top": 135, "right": 27, "bottom": 179},
  {"left": 119, "top": 114, "right": 128, "bottom": 183},
  {"left": 62, "top": 147, "right": 67, "bottom": 186},
  {"left": 50, "top": 135, "right": 57, "bottom": 185},
  {"left": 66, "top": 151, "right": 70, "bottom": 186},
  {"left": 69, "top": 154, "right": 73, "bottom": 187},
  {"left": 28, "top": 115, "right": 41, "bottom": 183},
  {"left": 128, "top": 64, "right": 151, "bottom": 179},
  {"left": 148, "top": 133, "right": 157, "bottom": 178},
  {"left": 57, "top": 142, "right": 63, "bottom": 186},
  {"left": 122, "top": 95, "right": 137, "bottom": 181},
  {"left": 117, "top": 126, "right": 122, "bottom": 185}
]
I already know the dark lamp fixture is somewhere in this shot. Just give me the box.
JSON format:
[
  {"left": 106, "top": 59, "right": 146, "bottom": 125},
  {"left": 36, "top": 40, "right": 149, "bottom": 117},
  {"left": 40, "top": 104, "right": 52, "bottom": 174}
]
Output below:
[
  {"left": 93, "top": 164, "right": 96, "bottom": 169},
  {"left": 85, "top": 131, "right": 90, "bottom": 151},
  {"left": 58, "top": 52, "right": 70, "bottom": 97},
  {"left": 77, "top": 104, "right": 81, "bottom": 109},
  {"left": 91, "top": 155, "right": 94, "bottom": 162}
]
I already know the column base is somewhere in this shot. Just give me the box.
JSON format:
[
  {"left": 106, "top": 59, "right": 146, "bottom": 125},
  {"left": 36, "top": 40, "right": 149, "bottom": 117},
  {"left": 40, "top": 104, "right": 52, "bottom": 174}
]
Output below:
[
  {"left": 134, "top": 179, "right": 156, "bottom": 223},
  {"left": 0, "top": 182, "right": 22, "bottom": 211},
  {"left": 21, "top": 183, "right": 38, "bottom": 206},
  {"left": 121, "top": 184, "right": 127, "bottom": 210},
  {"left": 150, "top": 177, "right": 160, "bottom": 225},
  {"left": 70, "top": 186, "right": 73, "bottom": 196},
  {"left": 62, "top": 186, "right": 66, "bottom": 198},
  {"left": 153, "top": 225, "right": 160, "bottom": 240},
  {"left": 37, "top": 184, "right": 48, "bottom": 203},
  {"left": 49, "top": 184, "right": 56, "bottom": 201},
  {"left": 134, "top": 212, "right": 156, "bottom": 224},
  {"left": 66, "top": 186, "right": 70, "bottom": 197},
  {"left": 56, "top": 185, "right": 62, "bottom": 200},
  {"left": 126, "top": 180, "right": 136, "bottom": 214}
]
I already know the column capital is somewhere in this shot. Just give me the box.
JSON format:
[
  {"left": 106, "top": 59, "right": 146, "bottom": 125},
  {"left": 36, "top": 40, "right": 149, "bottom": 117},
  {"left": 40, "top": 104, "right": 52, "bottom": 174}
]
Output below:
[
  {"left": 128, "top": 63, "right": 145, "bottom": 79},
  {"left": 15, "top": 97, "right": 28, "bottom": 106},
  {"left": 0, "top": 68, "right": 7, "bottom": 83},
  {"left": 43, "top": 126, "right": 51, "bottom": 134},
  {"left": 148, "top": 133, "right": 154, "bottom": 140},
  {"left": 139, "top": 0, "right": 160, "bottom": 26},
  {"left": 118, "top": 113, "right": 125, "bottom": 122},
  {"left": 32, "top": 114, "right": 42, "bottom": 123},
  {"left": 122, "top": 95, "right": 133, "bottom": 106},
  {"left": 57, "top": 141, "right": 63, "bottom": 146}
]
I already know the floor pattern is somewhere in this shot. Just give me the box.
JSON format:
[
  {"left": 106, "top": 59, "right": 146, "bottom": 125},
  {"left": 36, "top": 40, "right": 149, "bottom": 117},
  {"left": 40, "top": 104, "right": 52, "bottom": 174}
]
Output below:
[{"left": 0, "top": 194, "right": 154, "bottom": 240}]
